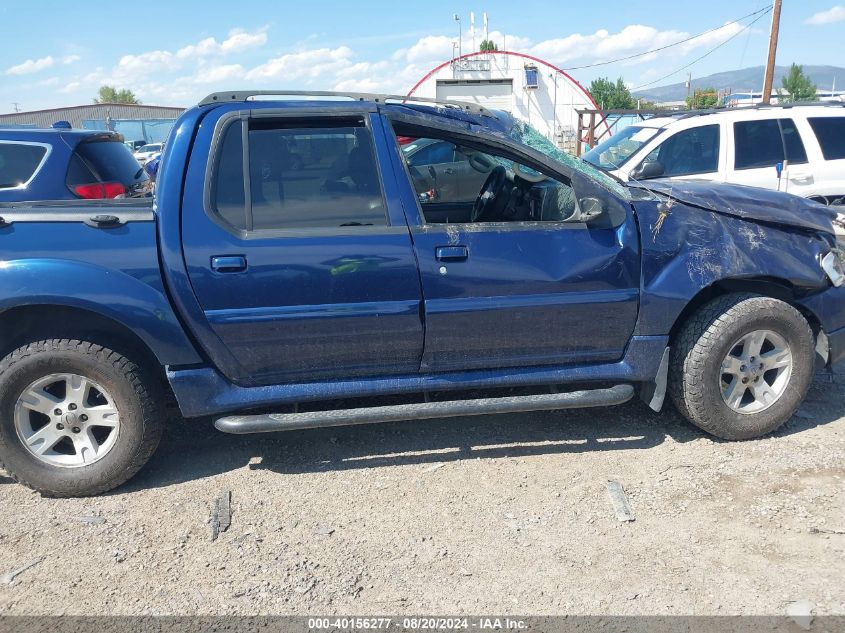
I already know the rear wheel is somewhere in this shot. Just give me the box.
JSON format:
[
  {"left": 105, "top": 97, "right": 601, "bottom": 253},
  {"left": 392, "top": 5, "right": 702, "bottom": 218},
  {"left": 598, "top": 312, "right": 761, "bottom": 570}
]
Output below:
[
  {"left": 669, "top": 293, "right": 814, "bottom": 440},
  {"left": 0, "top": 340, "right": 163, "bottom": 497}
]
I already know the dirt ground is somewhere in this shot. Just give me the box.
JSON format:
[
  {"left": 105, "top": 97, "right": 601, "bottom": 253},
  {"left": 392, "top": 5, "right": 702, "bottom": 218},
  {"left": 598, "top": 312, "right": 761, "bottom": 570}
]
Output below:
[{"left": 0, "top": 371, "right": 843, "bottom": 617}]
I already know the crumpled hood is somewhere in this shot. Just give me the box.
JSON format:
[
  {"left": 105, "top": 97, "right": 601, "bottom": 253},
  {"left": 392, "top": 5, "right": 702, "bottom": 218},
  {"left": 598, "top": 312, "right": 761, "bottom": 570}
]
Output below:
[{"left": 631, "top": 179, "right": 837, "bottom": 235}]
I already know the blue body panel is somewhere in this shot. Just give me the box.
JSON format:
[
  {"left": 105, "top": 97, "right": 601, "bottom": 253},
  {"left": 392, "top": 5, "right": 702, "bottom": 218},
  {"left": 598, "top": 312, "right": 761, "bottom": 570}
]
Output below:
[
  {"left": 632, "top": 196, "right": 835, "bottom": 337},
  {"left": 0, "top": 219, "right": 201, "bottom": 366},
  {"left": 176, "top": 105, "right": 425, "bottom": 385},
  {"left": 169, "top": 335, "right": 669, "bottom": 418}
]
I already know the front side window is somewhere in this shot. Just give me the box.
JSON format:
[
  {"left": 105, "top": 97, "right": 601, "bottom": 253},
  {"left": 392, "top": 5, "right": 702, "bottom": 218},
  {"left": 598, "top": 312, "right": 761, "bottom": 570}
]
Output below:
[
  {"left": 808, "top": 117, "right": 845, "bottom": 160},
  {"left": 734, "top": 118, "right": 808, "bottom": 170},
  {"left": 0, "top": 143, "right": 47, "bottom": 188},
  {"left": 399, "top": 134, "right": 580, "bottom": 224},
  {"left": 641, "top": 124, "right": 720, "bottom": 177},
  {"left": 212, "top": 117, "right": 387, "bottom": 231}
]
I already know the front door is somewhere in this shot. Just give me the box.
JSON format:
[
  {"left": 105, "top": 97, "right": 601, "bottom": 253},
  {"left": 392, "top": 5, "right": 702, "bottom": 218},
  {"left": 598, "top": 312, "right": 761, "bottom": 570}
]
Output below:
[
  {"left": 384, "top": 122, "right": 641, "bottom": 373},
  {"left": 181, "top": 107, "right": 423, "bottom": 386}
]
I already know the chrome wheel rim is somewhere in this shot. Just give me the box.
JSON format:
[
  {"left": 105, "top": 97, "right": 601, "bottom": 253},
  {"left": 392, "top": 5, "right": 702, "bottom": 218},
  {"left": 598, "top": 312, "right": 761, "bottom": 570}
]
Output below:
[
  {"left": 720, "top": 330, "right": 792, "bottom": 414},
  {"left": 14, "top": 373, "right": 120, "bottom": 468}
]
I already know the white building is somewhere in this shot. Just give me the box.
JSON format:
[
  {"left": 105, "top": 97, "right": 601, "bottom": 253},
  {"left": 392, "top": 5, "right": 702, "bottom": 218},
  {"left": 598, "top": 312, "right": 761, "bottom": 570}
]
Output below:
[{"left": 408, "top": 50, "right": 609, "bottom": 153}]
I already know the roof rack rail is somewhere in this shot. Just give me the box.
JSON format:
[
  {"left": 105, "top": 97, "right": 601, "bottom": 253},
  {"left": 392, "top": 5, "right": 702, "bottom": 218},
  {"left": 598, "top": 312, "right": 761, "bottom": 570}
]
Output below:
[
  {"left": 667, "top": 100, "right": 844, "bottom": 119},
  {"left": 198, "top": 90, "right": 494, "bottom": 116}
]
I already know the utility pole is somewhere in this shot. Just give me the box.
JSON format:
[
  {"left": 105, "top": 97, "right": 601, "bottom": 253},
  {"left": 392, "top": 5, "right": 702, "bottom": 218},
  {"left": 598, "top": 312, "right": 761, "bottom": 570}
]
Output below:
[{"left": 762, "top": 0, "right": 782, "bottom": 104}]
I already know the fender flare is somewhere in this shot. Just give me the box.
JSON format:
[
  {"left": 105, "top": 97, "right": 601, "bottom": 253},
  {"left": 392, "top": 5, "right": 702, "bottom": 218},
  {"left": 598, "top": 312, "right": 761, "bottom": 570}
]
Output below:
[{"left": 0, "top": 258, "right": 202, "bottom": 366}]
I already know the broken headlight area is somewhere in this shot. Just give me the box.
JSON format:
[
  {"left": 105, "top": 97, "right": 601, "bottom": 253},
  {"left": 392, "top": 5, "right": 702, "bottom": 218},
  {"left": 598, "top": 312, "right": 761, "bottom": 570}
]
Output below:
[{"left": 821, "top": 249, "right": 845, "bottom": 287}]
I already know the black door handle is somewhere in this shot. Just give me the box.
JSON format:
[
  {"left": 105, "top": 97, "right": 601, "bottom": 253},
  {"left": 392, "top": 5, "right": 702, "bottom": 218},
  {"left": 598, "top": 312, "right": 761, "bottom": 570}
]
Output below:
[
  {"left": 211, "top": 255, "right": 247, "bottom": 273},
  {"left": 435, "top": 245, "right": 468, "bottom": 261}
]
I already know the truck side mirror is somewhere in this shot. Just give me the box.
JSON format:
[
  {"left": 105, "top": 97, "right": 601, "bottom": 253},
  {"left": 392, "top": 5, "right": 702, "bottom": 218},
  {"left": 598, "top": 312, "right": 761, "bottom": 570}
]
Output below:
[{"left": 631, "top": 161, "right": 665, "bottom": 181}]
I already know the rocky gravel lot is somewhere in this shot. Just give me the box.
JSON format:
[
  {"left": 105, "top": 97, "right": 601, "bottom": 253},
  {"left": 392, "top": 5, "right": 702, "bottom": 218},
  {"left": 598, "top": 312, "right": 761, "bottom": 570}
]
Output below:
[{"left": 0, "top": 373, "right": 843, "bottom": 617}]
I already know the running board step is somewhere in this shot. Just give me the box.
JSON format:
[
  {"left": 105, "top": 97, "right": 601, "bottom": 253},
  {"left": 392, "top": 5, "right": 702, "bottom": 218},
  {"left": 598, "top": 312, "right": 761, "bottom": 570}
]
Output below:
[{"left": 214, "top": 384, "right": 634, "bottom": 435}]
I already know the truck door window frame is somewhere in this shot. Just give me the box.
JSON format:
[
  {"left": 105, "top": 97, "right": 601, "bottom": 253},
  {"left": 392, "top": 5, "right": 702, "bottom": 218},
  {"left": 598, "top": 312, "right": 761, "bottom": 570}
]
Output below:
[
  {"left": 385, "top": 118, "right": 629, "bottom": 231},
  {"left": 203, "top": 110, "right": 397, "bottom": 239}
]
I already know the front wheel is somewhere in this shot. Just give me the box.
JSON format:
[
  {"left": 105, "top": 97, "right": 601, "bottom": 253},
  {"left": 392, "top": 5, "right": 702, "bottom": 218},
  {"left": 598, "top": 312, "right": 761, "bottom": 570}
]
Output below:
[
  {"left": 669, "top": 293, "right": 815, "bottom": 440},
  {"left": 0, "top": 340, "right": 163, "bottom": 497}
]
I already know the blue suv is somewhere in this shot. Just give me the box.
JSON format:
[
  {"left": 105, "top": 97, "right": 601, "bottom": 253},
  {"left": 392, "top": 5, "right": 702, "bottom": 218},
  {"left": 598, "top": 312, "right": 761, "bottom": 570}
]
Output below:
[{"left": 0, "top": 128, "right": 148, "bottom": 202}]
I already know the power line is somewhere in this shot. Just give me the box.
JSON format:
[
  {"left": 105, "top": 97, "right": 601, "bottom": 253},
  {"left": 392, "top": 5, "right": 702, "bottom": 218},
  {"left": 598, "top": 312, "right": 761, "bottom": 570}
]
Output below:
[
  {"left": 562, "top": 6, "right": 771, "bottom": 72},
  {"left": 631, "top": 8, "right": 773, "bottom": 91}
]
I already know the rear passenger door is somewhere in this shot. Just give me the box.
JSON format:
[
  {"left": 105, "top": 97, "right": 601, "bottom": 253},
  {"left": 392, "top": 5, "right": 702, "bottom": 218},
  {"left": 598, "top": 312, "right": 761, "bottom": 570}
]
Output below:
[
  {"left": 727, "top": 118, "right": 809, "bottom": 193},
  {"left": 180, "top": 107, "right": 424, "bottom": 387},
  {"left": 805, "top": 116, "right": 845, "bottom": 204}
]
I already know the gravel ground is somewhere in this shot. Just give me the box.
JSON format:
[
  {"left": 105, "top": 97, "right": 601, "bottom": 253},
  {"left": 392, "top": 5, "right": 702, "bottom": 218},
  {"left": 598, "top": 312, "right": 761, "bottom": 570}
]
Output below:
[{"left": 0, "top": 373, "right": 843, "bottom": 617}]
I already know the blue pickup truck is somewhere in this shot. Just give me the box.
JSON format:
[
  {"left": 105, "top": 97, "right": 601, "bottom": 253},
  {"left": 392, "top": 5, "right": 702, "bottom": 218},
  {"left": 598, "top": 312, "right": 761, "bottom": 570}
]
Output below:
[{"left": 1, "top": 90, "right": 844, "bottom": 497}]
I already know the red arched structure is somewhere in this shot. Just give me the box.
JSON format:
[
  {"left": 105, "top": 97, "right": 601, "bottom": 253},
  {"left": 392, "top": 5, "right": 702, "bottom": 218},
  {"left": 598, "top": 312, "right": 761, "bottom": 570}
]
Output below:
[{"left": 407, "top": 49, "right": 612, "bottom": 138}]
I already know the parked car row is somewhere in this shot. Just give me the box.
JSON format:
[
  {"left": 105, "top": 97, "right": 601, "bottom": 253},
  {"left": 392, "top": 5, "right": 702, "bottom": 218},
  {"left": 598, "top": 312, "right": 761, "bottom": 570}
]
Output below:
[{"left": 0, "top": 91, "right": 843, "bottom": 498}]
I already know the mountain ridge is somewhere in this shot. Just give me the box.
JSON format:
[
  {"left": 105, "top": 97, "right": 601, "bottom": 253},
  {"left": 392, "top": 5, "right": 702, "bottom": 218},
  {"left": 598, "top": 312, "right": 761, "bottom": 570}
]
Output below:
[{"left": 631, "top": 65, "right": 845, "bottom": 102}]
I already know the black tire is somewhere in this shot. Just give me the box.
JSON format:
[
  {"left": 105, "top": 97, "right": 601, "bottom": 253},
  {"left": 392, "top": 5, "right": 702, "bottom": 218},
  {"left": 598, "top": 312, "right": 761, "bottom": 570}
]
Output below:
[
  {"left": 668, "top": 293, "right": 814, "bottom": 440},
  {"left": 0, "top": 340, "right": 163, "bottom": 497}
]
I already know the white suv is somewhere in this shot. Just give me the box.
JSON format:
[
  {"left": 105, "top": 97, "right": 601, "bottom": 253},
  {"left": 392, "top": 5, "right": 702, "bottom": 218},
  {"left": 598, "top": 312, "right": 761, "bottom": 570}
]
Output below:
[{"left": 583, "top": 104, "right": 845, "bottom": 206}]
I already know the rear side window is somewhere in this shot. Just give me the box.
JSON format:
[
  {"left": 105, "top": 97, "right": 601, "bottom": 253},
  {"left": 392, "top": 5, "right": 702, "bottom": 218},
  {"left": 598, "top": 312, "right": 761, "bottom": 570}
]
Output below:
[
  {"left": 0, "top": 143, "right": 47, "bottom": 188},
  {"left": 212, "top": 117, "right": 387, "bottom": 231},
  {"left": 808, "top": 117, "right": 845, "bottom": 160},
  {"left": 734, "top": 119, "right": 807, "bottom": 170},
  {"left": 643, "top": 124, "right": 720, "bottom": 177},
  {"left": 66, "top": 139, "right": 148, "bottom": 198},
  {"left": 76, "top": 140, "right": 147, "bottom": 185}
]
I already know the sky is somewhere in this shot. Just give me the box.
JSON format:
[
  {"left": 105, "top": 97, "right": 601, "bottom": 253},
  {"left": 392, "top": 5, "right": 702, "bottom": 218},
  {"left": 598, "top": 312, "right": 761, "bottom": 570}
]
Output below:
[{"left": 0, "top": 0, "right": 843, "bottom": 112}]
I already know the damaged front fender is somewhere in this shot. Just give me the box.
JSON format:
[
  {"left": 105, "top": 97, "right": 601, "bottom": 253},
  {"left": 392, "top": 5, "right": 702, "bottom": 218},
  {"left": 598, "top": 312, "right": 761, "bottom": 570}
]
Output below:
[{"left": 632, "top": 192, "right": 836, "bottom": 338}]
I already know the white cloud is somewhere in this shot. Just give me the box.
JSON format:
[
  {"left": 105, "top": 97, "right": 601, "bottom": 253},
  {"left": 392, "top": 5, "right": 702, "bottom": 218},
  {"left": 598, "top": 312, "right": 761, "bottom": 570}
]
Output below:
[
  {"left": 805, "top": 5, "right": 845, "bottom": 25},
  {"left": 528, "top": 25, "right": 688, "bottom": 67},
  {"left": 677, "top": 21, "right": 746, "bottom": 54},
  {"left": 59, "top": 81, "right": 81, "bottom": 94},
  {"left": 192, "top": 63, "right": 246, "bottom": 84},
  {"left": 30, "top": 19, "right": 768, "bottom": 107},
  {"left": 115, "top": 50, "right": 175, "bottom": 77},
  {"left": 6, "top": 55, "right": 54, "bottom": 75},
  {"left": 62, "top": 55, "right": 81, "bottom": 65},
  {"left": 245, "top": 46, "right": 354, "bottom": 81},
  {"left": 176, "top": 27, "right": 268, "bottom": 59}
]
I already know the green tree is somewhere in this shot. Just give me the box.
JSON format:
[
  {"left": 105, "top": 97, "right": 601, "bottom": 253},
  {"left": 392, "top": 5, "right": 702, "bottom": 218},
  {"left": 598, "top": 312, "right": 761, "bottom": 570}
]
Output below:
[
  {"left": 479, "top": 39, "right": 499, "bottom": 52},
  {"left": 781, "top": 63, "right": 818, "bottom": 103},
  {"left": 588, "top": 77, "right": 636, "bottom": 110},
  {"left": 686, "top": 88, "right": 719, "bottom": 110},
  {"left": 94, "top": 85, "right": 140, "bottom": 104}
]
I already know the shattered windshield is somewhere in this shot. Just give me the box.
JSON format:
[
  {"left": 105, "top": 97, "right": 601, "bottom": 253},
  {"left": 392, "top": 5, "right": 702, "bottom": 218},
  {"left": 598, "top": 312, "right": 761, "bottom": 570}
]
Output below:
[{"left": 504, "top": 118, "right": 629, "bottom": 198}]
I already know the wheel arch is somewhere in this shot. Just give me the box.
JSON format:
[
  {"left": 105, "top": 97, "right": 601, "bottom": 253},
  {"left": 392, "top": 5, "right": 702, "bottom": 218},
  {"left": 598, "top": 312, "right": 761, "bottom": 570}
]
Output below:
[
  {"left": 0, "top": 304, "right": 167, "bottom": 379},
  {"left": 668, "top": 277, "right": 824, "bottom": 342},
  {"left": 0, "top": 259, "right": 203, "bottom": 369}
]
